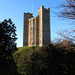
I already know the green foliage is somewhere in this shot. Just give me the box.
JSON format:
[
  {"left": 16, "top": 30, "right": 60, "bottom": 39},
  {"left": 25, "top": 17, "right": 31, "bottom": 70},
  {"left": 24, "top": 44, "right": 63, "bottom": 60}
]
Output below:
[
  {"left": 13, "top": 44, "right": 75, "bottom": 75},
  {"left": 0, "top": 18, "right": 17, "bottom": 54},
  {"left": 13, "top": 46, "right": 40, "bottom": 75},
  {"left": 0, "top": 19, "right": 18, "bottom": 74}
]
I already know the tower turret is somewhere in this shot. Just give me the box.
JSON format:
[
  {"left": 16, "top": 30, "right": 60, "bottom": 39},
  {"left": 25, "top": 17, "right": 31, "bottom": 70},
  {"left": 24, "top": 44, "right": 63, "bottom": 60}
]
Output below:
[{"left": 23, "top": 13, "right": 33, "bottom": 46}]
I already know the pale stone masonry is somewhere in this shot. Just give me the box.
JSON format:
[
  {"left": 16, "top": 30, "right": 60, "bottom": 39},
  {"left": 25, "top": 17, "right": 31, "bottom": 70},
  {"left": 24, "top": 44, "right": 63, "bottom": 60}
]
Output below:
[{"left": 23, "top": 6, "right": 50, "bottom": 46}]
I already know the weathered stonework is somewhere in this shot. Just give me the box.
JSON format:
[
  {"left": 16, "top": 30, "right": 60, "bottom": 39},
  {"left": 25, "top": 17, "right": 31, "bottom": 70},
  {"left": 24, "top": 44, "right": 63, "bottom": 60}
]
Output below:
[
  {"left": 23, "top": 13, "right": 33, "bottom": 46},
  {"left": 23, "top": 6, "right": 50, "bottom": 46}
]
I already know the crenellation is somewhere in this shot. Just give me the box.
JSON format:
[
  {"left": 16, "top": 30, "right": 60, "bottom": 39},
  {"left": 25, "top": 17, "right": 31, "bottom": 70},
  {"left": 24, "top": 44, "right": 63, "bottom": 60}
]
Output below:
[{"left": 23, "top": 6, "right": 50, "bottom": 46}]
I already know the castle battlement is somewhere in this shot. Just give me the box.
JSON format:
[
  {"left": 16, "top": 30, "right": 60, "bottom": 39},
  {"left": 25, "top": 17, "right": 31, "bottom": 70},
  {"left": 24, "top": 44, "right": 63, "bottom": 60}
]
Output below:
[{"left": 23, "top": 6, "right": 50, "bottom": 46}]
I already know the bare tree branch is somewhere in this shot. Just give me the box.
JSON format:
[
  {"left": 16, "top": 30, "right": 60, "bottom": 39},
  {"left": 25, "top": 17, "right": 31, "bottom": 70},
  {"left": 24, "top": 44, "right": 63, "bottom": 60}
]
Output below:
[{"left": 59, "top": 0, "right": 75, "bottom": 20}]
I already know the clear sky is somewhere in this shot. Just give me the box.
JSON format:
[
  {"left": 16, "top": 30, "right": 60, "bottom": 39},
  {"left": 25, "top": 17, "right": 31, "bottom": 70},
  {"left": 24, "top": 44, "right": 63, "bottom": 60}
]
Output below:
[{"left": 0, "top": 0, "right": 73, "bottom": 47}]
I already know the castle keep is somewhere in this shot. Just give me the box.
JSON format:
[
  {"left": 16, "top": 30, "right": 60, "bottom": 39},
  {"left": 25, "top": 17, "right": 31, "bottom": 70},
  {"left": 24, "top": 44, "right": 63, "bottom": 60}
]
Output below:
[{"left": 23, "top": 6, "right": 50, "bottom": 46}]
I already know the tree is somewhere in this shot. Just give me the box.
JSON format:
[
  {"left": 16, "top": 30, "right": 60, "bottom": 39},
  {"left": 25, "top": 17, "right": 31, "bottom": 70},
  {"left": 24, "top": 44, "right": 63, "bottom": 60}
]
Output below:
[
  {"left": 57, "top": 0, "right": 75, "bottom": 42},
  {"left": 0, "top": 18, "right": 17, "bottom": 54},
  {"left": 56, "top": 24, "right": 75, "bottom": 44},
  {"left": 30, "top": 44, "right": 75, "bottom": 75},
  {"left": 59, "top": 0, "right": 75, "bottom": 20},
  {"left": 0, "top": 19, "right": 18, "bottom": 74}
]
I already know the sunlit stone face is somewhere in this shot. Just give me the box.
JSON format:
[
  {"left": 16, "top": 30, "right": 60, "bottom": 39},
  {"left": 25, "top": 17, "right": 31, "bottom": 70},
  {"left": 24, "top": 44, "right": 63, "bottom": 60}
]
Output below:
[{"left": 23, "top": 6, "right": 50, "bottom": 46}]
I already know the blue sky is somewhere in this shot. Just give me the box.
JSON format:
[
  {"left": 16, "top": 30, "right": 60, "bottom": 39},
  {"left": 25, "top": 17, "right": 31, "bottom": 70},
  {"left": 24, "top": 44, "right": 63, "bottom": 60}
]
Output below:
[{"left": 0, "top": 0, "right": 73, "bottom": 47}]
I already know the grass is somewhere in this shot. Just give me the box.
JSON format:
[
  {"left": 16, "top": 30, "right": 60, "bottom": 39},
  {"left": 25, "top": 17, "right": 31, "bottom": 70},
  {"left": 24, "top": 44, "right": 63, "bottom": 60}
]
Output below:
[
  {"left": 13, "top": 46, "right": 40, "bottom": 63},
  {"left": 18, "top": 46, "right": 40, "bottom": 53},
  {"left": 13, "top": 46, "right": 41, "bottom": 75}
]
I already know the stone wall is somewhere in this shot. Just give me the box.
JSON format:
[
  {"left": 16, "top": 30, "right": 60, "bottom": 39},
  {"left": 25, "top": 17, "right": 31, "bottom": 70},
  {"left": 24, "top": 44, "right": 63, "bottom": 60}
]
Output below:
[
  {"left": 23, "top": 6, "right": 50, "bottom": 46},
  {"left": 43, "top": 8, "right": 50, "bottom": 45},
  {"left": 23, "top": 13, "right": 33, "bottom": 46},
  {"left": 38, "top": 6, "right": 44, "bottom": 46},
  {"left": 36, "top": 16, "right": 39, "bottom": 46},
  {"left": 28, "top": 17, "right": 37, "bottom": 46}
]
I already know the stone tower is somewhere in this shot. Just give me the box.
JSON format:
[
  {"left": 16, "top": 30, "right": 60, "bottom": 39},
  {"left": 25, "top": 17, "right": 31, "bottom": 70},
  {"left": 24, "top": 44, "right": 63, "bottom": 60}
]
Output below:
[
  {"left": 23, "top": 13, "right": 33, "bottom": 46},
  {"left": 23, "top": 6, "right": 50, "bottom": 46},
  {"left": 38, "top": 6, "right": 50, "bottom": 46}
]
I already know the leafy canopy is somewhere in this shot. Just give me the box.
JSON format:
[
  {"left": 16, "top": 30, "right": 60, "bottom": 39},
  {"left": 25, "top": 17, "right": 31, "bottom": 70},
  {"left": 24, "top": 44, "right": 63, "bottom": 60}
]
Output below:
[{"left": 0, "top": 18, "right": 17, "bottom": 56}]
